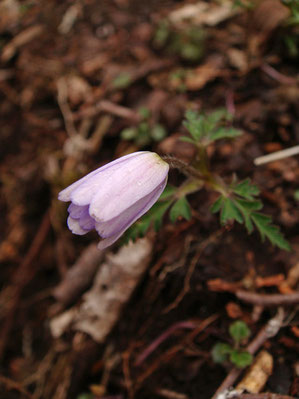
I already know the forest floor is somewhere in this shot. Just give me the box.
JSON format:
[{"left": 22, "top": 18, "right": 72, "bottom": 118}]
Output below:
[{"left": 0, "top": 1, "right": 298, "bottom": 398}]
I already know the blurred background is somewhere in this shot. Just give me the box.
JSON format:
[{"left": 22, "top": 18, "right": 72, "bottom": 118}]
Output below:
[{"left": 0, "top": 1, "right": 298, "bottom": 398}]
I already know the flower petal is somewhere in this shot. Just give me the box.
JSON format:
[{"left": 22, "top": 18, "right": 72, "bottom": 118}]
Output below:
[
  {"left": 67, "top": 215, "right": 89, "bottom": 235},
  {"left": 78, "top": 209, "right": 95, "bottom": 231},
  {"left": 58, "top": 151, "right": 147, "bottom": 202},
  {"left": 89, "top": 153, "right": 169, "bottom": 222},
  {"left": 68, "top": 203, "right": 88, "bottom": 219},
  {"left": 96, "top": 177, "right": 168, "bottom": 247}
]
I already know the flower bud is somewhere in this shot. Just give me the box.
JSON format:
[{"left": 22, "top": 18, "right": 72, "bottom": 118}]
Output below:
[{"left": 58, "top": 151, "right": 169, "bottom": 249}]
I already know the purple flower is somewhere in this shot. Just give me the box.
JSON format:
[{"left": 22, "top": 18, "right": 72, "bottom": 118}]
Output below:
[{"left": 58, "top": 151, "right": 169, "bottom": 249}]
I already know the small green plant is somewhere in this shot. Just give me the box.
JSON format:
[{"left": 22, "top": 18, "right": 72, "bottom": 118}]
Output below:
[
  {"left": 123, "top": 108, "right": 290, "bottom": 251},
  {"left": 212, "top": 320, "right": 253, "bottom": 368},
  {"left": 282, "top": 0, "right": 299, "bottom": 26},
  {"left": 233, "top": 0, "right": 254, "bottom": 9},
  {"left": 112, "top": 72, "right": 133, "bottom": 89},
  {"left": 281, "top": 0, "right": 299, "bottom": 58},
  {"left": 154, "top": 20, "right": 205, "bottom": 62},
  {"left": 121, "top": 107, "right": 167, "bottom": 147}
]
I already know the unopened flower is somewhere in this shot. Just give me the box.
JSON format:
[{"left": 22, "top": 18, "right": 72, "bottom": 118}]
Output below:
[{"left": 58, "top": 151, "right": 169, "bottom": 249}]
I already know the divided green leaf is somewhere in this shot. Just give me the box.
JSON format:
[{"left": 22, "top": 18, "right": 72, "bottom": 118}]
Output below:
[
  {"left": 211, "top": 176, "right": 290, "bottom": 250},
  {"left": 220, "top": 197, "right": 243, "bottom": 224},
  {"left": 233, "top": 178, "right": 260, "bottom": 200},
  {"left": 209, "top": 127, "right": 242, "bottom": 141},
  {"left": 169, "top": 196, "right": 192, "bottom": 223},
  {"left": 183, "top": 110, "right": 205, "bottom": 141},
  {"left": 183, "top": 109, "right": 242, "bottom": 145},
  {"left": 251, "top": 212, "right": 291, "bottom": 251}
]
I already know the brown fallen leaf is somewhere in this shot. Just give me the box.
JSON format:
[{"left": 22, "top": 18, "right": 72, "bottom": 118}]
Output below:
[
  {"left": 236, "top": 350, "right": 273, "bottom": 393},
  {"left": 226, "top": 302, "right": 243, "bottom": 319},
  {"left": 74, "top": 238, "right": 153, "bottom": 342},
  {"left": 50, "top": 239, "right": 153, "bottom": 342},
  {"left": 169, "top": 0, "right": 240, "bottom": 27},
  {"left": 185, "top": 57, "right": 224, "bottom": 91}
]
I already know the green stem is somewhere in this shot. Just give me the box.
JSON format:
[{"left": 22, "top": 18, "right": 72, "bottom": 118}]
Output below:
[{"left": 162, "top": 155, "right": 229, "bottom": 196}]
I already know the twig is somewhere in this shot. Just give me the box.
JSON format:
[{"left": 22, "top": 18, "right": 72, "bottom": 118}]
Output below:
[
  {"left": 163, "top": 228, "right": 225, "bottom": 313},
  {"left": 1, "top": 25, "right": 44, "bottom": 62},
  {"left": 254, "top": 145, "right": 299, "bottom": 166},
  {"left": 0, "top": 211, "right": 51, "bottom": 362},
  {"left": 74, "top": 100, "right": 140, "bottom": 122},
  {"left": 0, "top": 375, "right": 33, "bottom": 399},
  {"left": 135, "top": 314, "right": 218, "bottom": 389},
  {"left": 135, "top": 320, "right": 196, "bottom": 366},
  {"left": 236, "top": 291, "right": 299, "bottom": 307},
  {"left": 212, "top": 309, "right": 285, "bottom": 399},
  {"left": 229, "top": 393, "right": 297, "bottom": 399},
  {"left": 57, "top": 77, "right": 77, "bottom": 137},
  {"left": 261, "top": 63, "right": 297, "bottom": 85}
]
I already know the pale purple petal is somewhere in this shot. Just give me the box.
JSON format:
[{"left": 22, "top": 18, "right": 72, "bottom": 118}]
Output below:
[
  {"left": 89, "top": 153, "right": 169, "bottom": 222},
  {"left": 95, "top": 178, "right": 167, "bottom": 238},
  {"left": 78, "top": 209, "right": 95, "bottom": 231},
  {"left": 67, "top": 215, "right": 89, "bottom": 235},
  {"left": 58, "top": 151, "right": 147, "bottom": 202},
  {"left": 68, "top": 203, "right": 88, "bottom": 219}
]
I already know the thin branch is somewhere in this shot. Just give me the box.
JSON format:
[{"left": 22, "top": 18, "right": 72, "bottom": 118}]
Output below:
[
  {"left": 236, "top": 291, "right": 299, "bottom": 307},
  {"left": 254, "top": 145, "right": 299, "bottom": 166},
  {"left": 0, "top": 375, "right": 33, "bottom": 399},
  {"left": 0, "top": 211, "right": 51, "bottom": 361},
  {"left": 229, "top": 393, "right": 297, "bottom": 399},
  {"left": 135, "top": 321, "right": 196, "bottom": 366}
]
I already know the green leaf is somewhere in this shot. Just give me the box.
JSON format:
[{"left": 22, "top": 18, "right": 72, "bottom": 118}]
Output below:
[
  {"left": 209, "top": 127, "right": 242, "bottom": 141},
  {"left": 151, "top": 124, "right": 167, "bottom": 141},
  {"left": 230, "top": 350, "right": 253, "bottom": 368},
  {"left": 207, "top": 108, "right": 230, "bottom": 124},
  {"left": 220, "top": 198, "right": 243, "bottom": 225},
  {"left": 169, "top": 196, "right": 192, "bottom": 223},
  {"left": 112, "top": 72, "right": 132, "bottom": 89},
  {"left": 235, "top": 198, "right": 263, "bottom": 212},
  {"left": 251, "top": 213, "right": 291, "bottom": 251},
  {"left": 210, "top": 195, "right": 224, "bottom": 214},
  {"left": 234, "top": 198, "right": 262, "bottom": 233},
  {"left": 138, "top": 107, "right": 151, "bottom": 119},
  {"left": 294, "top": 189, "right": 299, "bottom": 201},
  {"left": 183, "top": 110, "right": 205, "bottom": 141},
  {"left": 77, "top": 394, "right": 94, "bottom": 399},
  {"left": 160, "top": 185, "right": 176, "bottom": 200},
  {"left": 179, "top": 136, "right": 197, "bottom": 144},
  {"left": 121, "top": 127, "right": 138, "bottom": 140},
  {"left": 122, "top": 200, "right": 172, "bottom": 243},
  {"left": 233, "top": 179, "right": 260, "bottom": 200},
  {"left": 229, "top": 321, "right": 250, "bottom": 343},
  {"left": 212, "top": 343, "right": 232, "bottom": 364}
]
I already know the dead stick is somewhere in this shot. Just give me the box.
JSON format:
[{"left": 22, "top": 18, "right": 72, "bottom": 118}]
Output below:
[
  {"left": 0, "top": 375, "right": 33, "bottom": 399},
  {"left": 236, "top": 291, "right": 299, "bottom": 307},
  {"left": 74, "top": 100, "right": 140, "bottom": 121},
  {"left": 212, "top": 309, "right": 285, "bottom": 399},
  {"left": 0, "top": 211, "right": 51, "bottom": 362},
  {"left": 230, "top": 394, "right": 297, "bottom": 399}
]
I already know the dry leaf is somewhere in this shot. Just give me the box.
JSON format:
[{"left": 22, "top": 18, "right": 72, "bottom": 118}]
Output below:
[{"left": 236, "top": 350, "right": 273, "bottom": 393}]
